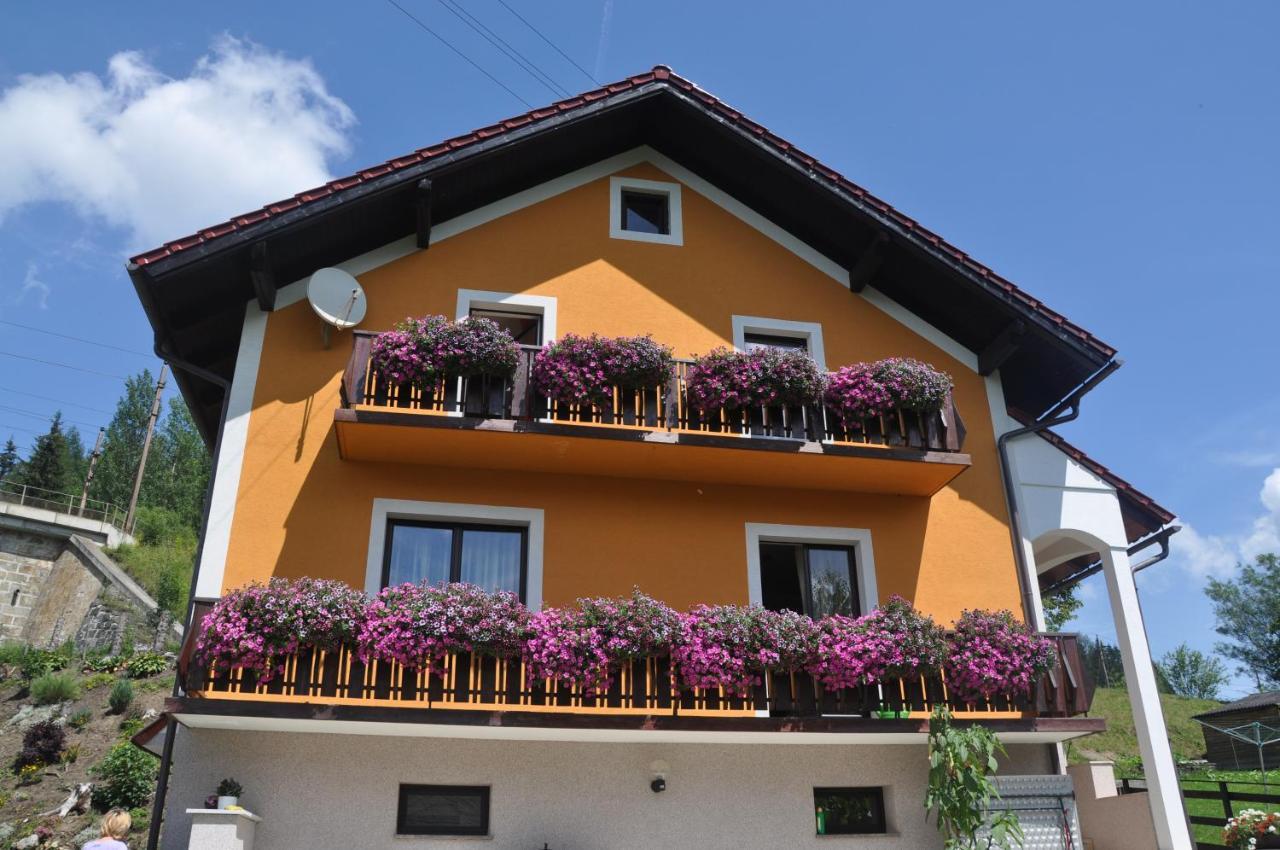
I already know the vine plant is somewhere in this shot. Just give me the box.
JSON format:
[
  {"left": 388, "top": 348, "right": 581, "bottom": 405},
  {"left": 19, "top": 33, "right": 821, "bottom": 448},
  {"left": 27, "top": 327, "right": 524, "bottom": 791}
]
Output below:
[{"left": 924, "top": 705, "right": 1024, "bottom": 850}]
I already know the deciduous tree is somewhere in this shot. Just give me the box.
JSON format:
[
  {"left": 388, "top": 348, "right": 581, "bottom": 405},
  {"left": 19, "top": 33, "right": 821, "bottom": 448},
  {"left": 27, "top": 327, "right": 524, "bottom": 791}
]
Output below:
[
  {"left": 1157, "top": 643, "right": 1229, "bottom": 699},
  {"left": 1205, "top": 554, "right": 1280, "bottom": 690}
]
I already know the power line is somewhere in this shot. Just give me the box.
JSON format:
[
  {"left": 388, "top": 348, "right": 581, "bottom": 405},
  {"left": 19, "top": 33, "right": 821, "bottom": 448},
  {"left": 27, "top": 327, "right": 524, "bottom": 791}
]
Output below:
[
  {"left": 0, "top": 320, "right": 154, "bottom": 358},
  {"left": 384, "top": 0, "right": 534, "bottom": 108},
  {"left": 0, "top": 422, "right": 42, "bottom": 437},
  {"left": 495, "top": 0, "right": 599, "bottom": 85},
  {"left": 0, "top": 404, "right": 101, "bottom": 431},
  {"left": 0, "top": 351, "right": 126, "bottom": 381},
  {"left": 0, "top": 387, "right": 111, "bottom": 416},
  {"left": 433, "top": 0, "right": 570, "bottom": 98}
]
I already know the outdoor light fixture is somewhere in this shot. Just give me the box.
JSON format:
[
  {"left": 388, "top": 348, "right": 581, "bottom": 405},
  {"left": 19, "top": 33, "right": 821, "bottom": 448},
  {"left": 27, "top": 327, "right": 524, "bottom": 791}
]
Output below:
[{"left": 649, "top": 759, "right": 669, "bottom": 793}]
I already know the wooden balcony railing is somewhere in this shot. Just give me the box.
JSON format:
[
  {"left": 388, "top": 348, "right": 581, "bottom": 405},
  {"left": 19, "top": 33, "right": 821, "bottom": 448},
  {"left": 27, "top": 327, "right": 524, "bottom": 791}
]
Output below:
[
  {"left": 185, "top": 634, "right": 1091, "bottom": 721},
  {"left": 340, "top": 334, "right": 965, "bottom": 452}
]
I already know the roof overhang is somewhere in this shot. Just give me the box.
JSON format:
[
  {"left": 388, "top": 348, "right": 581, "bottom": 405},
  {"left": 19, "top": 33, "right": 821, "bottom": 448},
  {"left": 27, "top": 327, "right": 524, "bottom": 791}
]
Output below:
[{"left": 128, "top": 69, "right": 1116, "bottom": 444}]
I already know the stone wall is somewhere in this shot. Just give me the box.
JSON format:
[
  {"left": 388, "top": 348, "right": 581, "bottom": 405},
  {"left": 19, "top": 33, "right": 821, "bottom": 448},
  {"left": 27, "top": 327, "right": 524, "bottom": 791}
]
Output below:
[{"left": 0, "top": 517, "right": 178, "bottom": 651}]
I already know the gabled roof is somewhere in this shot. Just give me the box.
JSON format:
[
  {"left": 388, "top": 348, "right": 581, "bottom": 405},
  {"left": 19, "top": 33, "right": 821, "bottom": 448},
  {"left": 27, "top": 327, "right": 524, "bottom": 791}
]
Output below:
[
  {"left": 1193, "top": 691, "right": 1280, "bottom": 720},
  {"left": 128, "top": 65, "right": 1117, "bottom": 442}
]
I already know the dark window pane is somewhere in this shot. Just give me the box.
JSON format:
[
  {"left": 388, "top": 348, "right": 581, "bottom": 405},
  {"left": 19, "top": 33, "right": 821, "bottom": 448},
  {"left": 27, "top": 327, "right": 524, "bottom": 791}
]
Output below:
[
  {"left": 814, "top": 788, "right": 886, "bottom": 835},
  {"left": 743, "top": 332, "right": 808, "bottom": 353},
  {"left": 459, "top": 528, "right": 524, "bottom": 595},
  {"left": 807, "top": 547, "right": 857, "bottom": 617},
  {"left": 398, "top": 785, "right": 489, "bottom": 836},
  {"left": 759, "top": 543, "right": 806, "bottom": 615},
  {"left": 469, "top": 308, "right": 541, "bottom": 345},
  {"left": 387, "top": 525, "right": 451, "bottom": 586},
  {"left": 621, "top": 190, "right": 669, "bottom": 234}
]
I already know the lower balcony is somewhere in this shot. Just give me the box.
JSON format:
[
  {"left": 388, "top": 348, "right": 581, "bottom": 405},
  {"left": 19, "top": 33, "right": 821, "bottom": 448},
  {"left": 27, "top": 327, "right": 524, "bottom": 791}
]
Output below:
[{"left": 171, "top": 635, "right": 1101, "bottom": 745}]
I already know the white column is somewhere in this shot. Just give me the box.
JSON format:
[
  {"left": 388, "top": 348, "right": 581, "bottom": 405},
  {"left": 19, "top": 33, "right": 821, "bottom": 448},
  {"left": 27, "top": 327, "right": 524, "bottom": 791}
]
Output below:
[{"left": 1100, "top": 546, "right": 1192, "bottom": 850}]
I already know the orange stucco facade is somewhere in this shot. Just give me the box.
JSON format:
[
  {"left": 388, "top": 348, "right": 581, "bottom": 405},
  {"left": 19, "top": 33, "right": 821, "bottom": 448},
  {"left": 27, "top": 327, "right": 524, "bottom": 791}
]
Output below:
[{"left": 217, "top": 160, "right": 1023, "bottom": 626}]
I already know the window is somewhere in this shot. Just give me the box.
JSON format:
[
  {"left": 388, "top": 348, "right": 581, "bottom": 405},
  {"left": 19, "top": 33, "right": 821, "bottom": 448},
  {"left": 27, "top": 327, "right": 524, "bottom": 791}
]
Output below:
[
  {"left": 743, "top": 332, "right": 808, "bottom": 353},
  {"left": 731, "top": 316, "right": 826, "bottom": 369},
  {"left": 609, "top": 176, "right": 683, "bottom": 245},
  {"left": 814, "top": 787, "right": 887, "bottom": 835},
  {"left": 469, "top": 307, "right": 542, "bottom": 345},
  {"left": 620, "top": 190, "right": 669, "bottom": 235},
  {"left": 383, "top": 520, "right": 527, "bottom": 599},
  {"left": 397, "top": 785, "right": 489, "bottom": 836},
  {"left": 759, "top": 542, "right": 859, "bottom": 618}
]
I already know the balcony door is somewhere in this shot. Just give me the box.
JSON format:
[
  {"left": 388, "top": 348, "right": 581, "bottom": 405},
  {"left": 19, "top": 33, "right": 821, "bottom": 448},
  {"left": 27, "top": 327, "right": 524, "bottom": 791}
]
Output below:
[{"left": 758, "top": 542, "right": 859, "bottom": 618}]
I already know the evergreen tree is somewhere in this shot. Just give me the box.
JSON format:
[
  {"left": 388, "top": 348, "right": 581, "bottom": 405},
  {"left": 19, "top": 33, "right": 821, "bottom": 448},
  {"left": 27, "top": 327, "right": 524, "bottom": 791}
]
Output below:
[
  {"left": 0, "top": 437, "right": 18, "bottom": 482},
  {"left": 90, "top": 370, "right": 155, "bottom": 512},
  {"left": 146, "top": 399, "right": 210, "bottom": 529},
  {"left": 16, "top": 413, "right": 69, "bottom": 496},
  {"left": 60, "top": 426, "right": 88, "bottom": 497}
]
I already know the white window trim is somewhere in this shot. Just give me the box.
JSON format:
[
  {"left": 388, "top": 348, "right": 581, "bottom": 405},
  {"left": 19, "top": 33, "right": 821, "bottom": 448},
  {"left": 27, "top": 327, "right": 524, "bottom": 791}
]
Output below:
[
  {"left": 609, "top": 176, "right": 683, "bottom": 245},
  {"left": 731, "top": 315, "right": 827, "bottom": 371},
  {"left": 455, "top": 289, "right": 558, "bottom": 342},
  {"left": 744, "top": 523, "right": 878, "bottom": 615},
  {"left": 365, "top": 498, "right": 545, "bottom": 610}
]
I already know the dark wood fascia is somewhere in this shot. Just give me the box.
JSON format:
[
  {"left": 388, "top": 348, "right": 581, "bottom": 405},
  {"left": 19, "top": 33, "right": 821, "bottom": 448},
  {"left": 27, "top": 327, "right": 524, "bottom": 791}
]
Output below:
[
  {"left": 978, "top": 320, "right": 1027, "bottom": 376},
  {"left": 332, "top": 407, "right": 972, "bottom": 469},
  {"left": 249, "top": 241, "right": 276, "bottom": 312},
  {"left": 167, "top": 696, "right": 1104, "bottom": 737},
  {"left": 415, "top": 179, "right": 433, "bottom": 250}
]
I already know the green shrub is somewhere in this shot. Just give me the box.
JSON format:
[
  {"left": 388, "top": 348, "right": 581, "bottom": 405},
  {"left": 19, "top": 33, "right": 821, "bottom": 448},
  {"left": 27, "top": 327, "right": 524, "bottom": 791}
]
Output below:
[
  {"left": 91, "top": 742, "right": 158, "bottom": 810},
  {"left": 133, "top": 506, "right": 197, "bottom": 548},
  {"left": 67, "top": 708, "right": 92, "bottom": 730},
  {"left": 117, "top": 715, "right": 145, "bottom": 740},
  {"left": 107, "top": 531, "right": 194, "bottom": 623},
  {"left": 0, "top": 642, "right": 27, "bottom": 667},
  {"left": 124, "top": 651, "right": 168, "bottom": 679},
  {"left": 83, "top": 672, "right": 115, "bottom": 691},
  {"left": 29, "top": 672, "right": 79, "bottom": 705},
  {"left": 82, "top": 652, "right": 123, "bottom": 674},
  {"left": 107, "top": 679, "right": 134, "bottom": 715},
  {"left": 20, "top": 648, "right": 70, "bottom": 680}
]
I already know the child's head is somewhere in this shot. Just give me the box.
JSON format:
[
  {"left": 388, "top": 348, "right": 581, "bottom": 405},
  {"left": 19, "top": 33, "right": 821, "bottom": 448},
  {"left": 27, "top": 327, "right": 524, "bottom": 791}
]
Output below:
[{"left": 100, "top": 808, "right": 131, "bottom": 840}]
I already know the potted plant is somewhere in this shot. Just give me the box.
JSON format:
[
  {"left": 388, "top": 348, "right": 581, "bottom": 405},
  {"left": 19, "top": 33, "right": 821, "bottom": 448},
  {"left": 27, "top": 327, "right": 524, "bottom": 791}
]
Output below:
[
  {"left": 944, "top": 609, "right": 1058, "bottom": 703},
  {"left": 685, "top": 347, "right": 822, "bottom": 436},
  {"left": 1224, "top": 810, "right": 1280, "bottom": 849},
  {"left": 370, "top": 315, "right": 520, "bottom": 412},
  {"left": 216, "top": 777, "right": 242, "bottom": 810}
]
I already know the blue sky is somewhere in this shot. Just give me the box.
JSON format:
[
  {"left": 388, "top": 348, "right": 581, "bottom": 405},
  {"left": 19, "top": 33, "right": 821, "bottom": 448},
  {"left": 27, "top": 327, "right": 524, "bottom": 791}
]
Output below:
[{"left": 2, "top": 1, "right": 1277, "bottom": 697}]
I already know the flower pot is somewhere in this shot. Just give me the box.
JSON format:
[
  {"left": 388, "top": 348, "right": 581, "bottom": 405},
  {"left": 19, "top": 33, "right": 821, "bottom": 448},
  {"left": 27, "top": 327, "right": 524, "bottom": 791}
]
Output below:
[
  {"left": 896, "top": 709, "right": 912, "bottom": 719},
  {"left": 876, "top": 710, "right": 897, "bottom": 720},
  {"left": 217, "top": 796, "right": 238, "bottom": 810}
]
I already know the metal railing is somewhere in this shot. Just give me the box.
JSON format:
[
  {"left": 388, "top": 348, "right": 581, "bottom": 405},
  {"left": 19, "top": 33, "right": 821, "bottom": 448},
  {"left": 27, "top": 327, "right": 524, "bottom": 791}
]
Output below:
[
  {"left": 342, "top": 335, "right": 965, "bottom": 453},
  {"left": 0, "top": 480, "right": 127, "bottom": 529}
]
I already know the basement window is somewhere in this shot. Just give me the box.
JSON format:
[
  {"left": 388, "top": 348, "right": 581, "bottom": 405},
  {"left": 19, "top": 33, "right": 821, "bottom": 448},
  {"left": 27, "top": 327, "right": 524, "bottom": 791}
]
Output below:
[
  {"left": 397, "top": 784, "right": 489, "bottom": 836},
  {"left": 813, "top": 787, "right": 887, "bottom": 835},
  {"left": 610, "top": 176, "right": 683, "bottom": 245}
]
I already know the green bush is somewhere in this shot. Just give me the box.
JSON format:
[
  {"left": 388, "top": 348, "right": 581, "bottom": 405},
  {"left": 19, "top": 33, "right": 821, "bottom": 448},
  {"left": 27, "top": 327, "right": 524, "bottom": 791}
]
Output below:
[
  {"left": 0, "top": 642, "right": 27, "bottom": 667},
  {"left": 83, "top": 672, "right": 115, "bottom": 691},
  {"left": 29, "top": 672, "right": 79, "bottom": 705},
  {"left": 124, "top": 651, "right": 168, "bottom": 679},
  {"left": 117, "top": 714, "right": 145, "bottom": 740},
  {"left": 67, "top": 708, "right": 92, "bottom": 730},
  {"left": 109, "top": 541, "right": 192, "bottom": 621},
  {"left": 133, "top": 506, "right": 197, "bottom": 548},
  {"left": 108, "top": 679, "right": 134, "bottom": 715},
  {"left": 20, "top": 648, "right": 70, "bottom": 680},
  {"left": 91, "top": 742, "right": 158, "bottom": 810},
  {"left": 82, "top": 652, "right": 123, "bottom": 674}
]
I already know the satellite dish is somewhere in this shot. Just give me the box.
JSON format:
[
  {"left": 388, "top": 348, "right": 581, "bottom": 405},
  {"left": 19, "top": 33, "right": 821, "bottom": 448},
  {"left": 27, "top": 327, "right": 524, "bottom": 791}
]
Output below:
[{"left": 306, "top": 268, "right": 367, "bottom": 348}]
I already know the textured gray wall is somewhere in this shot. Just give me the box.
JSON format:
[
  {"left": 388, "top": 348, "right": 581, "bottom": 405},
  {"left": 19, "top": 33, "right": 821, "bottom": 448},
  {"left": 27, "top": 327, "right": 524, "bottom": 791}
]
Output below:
[{"left": 163, "top": 727, "right": 1053, "bottom": 850}]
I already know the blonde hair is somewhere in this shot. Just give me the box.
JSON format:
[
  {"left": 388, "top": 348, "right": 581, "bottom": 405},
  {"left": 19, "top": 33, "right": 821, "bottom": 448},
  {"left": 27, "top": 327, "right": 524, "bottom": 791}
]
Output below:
[{"left": 100, "top": 808, "right": 131, "bottom": 839}]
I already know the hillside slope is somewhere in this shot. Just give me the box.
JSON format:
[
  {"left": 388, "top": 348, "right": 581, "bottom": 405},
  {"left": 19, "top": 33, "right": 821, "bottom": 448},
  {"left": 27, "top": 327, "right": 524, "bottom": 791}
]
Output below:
[{"left": 1067, "top": 686, "right": 1221, "bottom": 772}]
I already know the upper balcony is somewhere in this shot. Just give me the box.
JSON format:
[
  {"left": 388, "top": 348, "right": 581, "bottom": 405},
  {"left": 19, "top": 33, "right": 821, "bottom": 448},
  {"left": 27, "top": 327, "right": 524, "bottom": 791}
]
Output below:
[{"left": 334, "top": 333, "right": 971, "bottom": 496}]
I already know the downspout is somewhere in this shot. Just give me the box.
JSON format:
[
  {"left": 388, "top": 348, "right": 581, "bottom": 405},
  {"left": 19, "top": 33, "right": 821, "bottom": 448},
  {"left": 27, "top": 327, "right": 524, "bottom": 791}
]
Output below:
[
  {"left": 145, "top": 339, "right": 232, "bottom": 850},
  {"left": 995, "top": 359, "right": 1122, "bottom": 628}
]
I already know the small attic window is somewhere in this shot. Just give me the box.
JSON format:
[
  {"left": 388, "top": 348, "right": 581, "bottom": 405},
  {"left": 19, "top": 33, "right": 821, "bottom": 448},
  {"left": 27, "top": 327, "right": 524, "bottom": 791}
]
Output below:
[{"left": 610, "top": 176, "right": 683, "bottom": 245}]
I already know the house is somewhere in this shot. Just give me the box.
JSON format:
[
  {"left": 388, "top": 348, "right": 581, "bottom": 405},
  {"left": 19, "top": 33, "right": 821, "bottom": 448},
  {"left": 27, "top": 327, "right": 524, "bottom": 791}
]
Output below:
[
  {"left": 127, "top": 66, "right": 1191, "bottom": 849},
  {"left": 1194, "top": 692, "right": 1280, "bottom": 771}
]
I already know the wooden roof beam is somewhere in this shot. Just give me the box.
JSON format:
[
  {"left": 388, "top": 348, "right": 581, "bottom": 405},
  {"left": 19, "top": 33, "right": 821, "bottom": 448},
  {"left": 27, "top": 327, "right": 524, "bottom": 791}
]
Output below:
[
  {"left": 979, "top": 320, "right": 1027, "bottom": 376},
  {"left": 848, "top": 232, "right": 888, "bottom": 293},
  {"left": 415, "top": 179, "right": 433, "bottom": 250},
  {"left": 249, "top": 241, "right": 276, "bottom": 312}
]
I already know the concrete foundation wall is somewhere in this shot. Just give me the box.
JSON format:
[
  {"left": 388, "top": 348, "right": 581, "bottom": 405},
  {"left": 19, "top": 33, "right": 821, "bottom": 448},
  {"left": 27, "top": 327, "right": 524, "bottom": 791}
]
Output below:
[{"left": 162, "top": 728, "right": 1052, "bottom": 850}]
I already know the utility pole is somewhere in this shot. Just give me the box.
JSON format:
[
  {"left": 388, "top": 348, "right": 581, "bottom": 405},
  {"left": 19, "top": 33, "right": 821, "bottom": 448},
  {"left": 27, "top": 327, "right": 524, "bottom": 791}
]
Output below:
[
  {"left": 125, "top": 364, "right": 167, "bottom": 534},
  {"left": 77, "top": 426, "right": 105, "bottom": 516}
]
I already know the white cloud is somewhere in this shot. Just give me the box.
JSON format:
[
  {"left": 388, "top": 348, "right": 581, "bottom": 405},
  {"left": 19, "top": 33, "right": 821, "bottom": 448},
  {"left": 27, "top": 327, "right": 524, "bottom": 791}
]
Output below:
[
  {"left": 15, "top": 263, "right": 50, "bottom": 309},
  {"left": 1171, "top": 466, "right": 1280, "bottom": 580},
  {"left": 0, "top": 36, "right": 355, "bottom": 250}
]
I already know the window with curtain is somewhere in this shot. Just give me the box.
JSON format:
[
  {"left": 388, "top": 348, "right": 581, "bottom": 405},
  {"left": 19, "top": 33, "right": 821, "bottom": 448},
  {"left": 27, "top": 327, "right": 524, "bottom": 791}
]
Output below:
[
  {"left": 382, "top": 520, "right": 527, "bottom": 599},
  {"left": 759, "top": 542, "right": 859, "bottom": 618},
  {"left": 743, "top": 331, "right": 809, "bottom": 353}
]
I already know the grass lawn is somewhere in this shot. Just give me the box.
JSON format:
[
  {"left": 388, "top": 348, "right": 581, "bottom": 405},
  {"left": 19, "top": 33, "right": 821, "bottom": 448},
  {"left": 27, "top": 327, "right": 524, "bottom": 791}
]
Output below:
[{"left": 1176, "top": 773, "right": 1279, "bottom": 847}]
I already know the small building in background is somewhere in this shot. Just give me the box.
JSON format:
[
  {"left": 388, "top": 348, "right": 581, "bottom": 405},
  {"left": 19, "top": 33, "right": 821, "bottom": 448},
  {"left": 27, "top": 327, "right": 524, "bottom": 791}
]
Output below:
[{"left": 1194, "top": 692, "right": 1280, "bottom": 771}]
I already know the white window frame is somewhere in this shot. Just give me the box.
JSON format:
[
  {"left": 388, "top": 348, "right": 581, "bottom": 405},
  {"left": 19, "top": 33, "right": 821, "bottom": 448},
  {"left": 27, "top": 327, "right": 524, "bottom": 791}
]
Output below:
[
  {"left": 744, "top": 522, "right": 877, "bottom": 615},
  {"left": 731, "top": 315, "right": 827, "bottom": 370},
  {"left": 609, "top": 176, "right": 683, "bottom": 246},
  {"left": 365, "top": 499, "right": 545, "bottom": 610},
  {"left": 455, "top": 289, "right": 557, "bottom": 343}
]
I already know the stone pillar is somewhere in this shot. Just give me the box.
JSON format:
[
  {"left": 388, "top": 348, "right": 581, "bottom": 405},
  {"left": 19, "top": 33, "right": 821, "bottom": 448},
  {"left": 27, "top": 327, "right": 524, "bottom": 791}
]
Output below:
[
  {"left": 185, "top": 809, "right": 260, "bottom": 850},
  {"left": 1100, "top": 546, "right": 1192, "bottom": 850}
]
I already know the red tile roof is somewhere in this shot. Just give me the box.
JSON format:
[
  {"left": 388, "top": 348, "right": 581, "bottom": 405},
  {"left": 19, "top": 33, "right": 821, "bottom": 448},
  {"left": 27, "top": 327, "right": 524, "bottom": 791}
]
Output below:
[{"left": 129, "top": 65, "right": 1115, "bottom": 359}]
